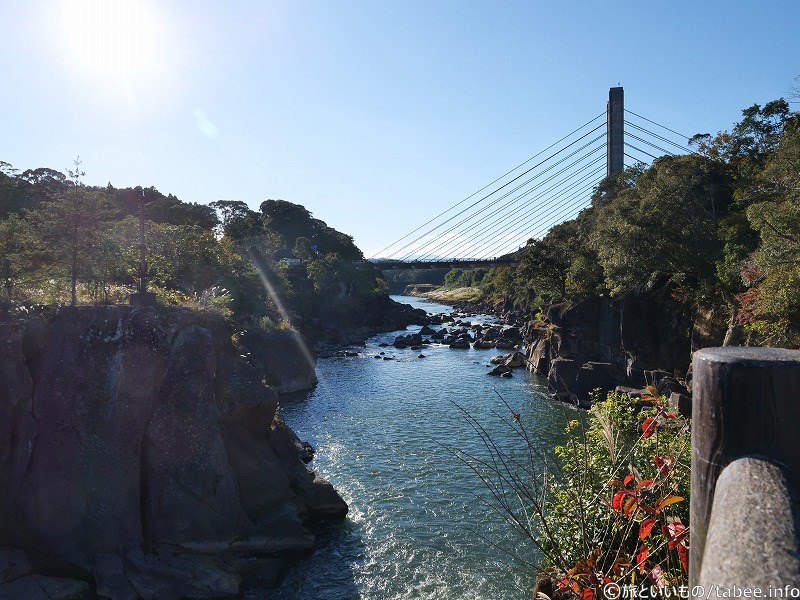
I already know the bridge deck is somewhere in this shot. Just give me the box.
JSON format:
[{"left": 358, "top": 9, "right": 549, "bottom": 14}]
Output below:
[{"left": 367, "top": 260, "right": 519, "bottom": 270}]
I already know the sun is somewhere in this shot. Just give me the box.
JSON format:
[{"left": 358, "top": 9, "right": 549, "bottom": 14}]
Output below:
[{"left": 60, "top": 0, "right": 162, "bottom": 83}]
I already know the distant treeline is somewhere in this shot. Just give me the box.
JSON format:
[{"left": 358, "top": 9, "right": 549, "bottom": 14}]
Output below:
[
  {"left": 0, "top": 161, "right": 388, "bottom": 330},
  {"left": 445, "top": 98, "right": 800, "bottom": 346}
]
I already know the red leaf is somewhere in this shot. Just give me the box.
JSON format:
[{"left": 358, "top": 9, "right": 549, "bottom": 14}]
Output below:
[
  {"left": 649, "top": 564, "right": 666, "bottom": 588},
  {"left": 677, "top": 543, "right": 689, "bottom": 572},
  {"left": 655, "top": 495, "right": 684, "bottom": 512},
  {"left": 662, "top": 519, "right": 688, "bottom": 549},
  {"left": 642, "top": 417, "right": 657, "bottom": 439},
  {"left": 612, "top": 490, "right": 633, "bottom": 512},
  {"left": 623, "top": 496, "right": 641, "bottom": 518},
  {"left": 639, "top": 517, "right": 657, "bottom": 540},
  {"left": 582, "top": 587, "right": 596, "bottom": 600},
  {"left": 635, "top": 479, "right": 655, "bottom": 491},
  {"left": 623, "top": 473, "right": 635, "bottom": 486},
  {"left": 635, "top": 544, "right": 649, "bottom": 573},
  {"left": 654, "top": 455, "right": 674, "bottom": 476}
]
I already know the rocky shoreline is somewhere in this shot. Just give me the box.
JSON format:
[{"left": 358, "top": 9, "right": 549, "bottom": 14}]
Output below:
[{"left": 402, "top": 290, "right": 697, "bottom": 410}]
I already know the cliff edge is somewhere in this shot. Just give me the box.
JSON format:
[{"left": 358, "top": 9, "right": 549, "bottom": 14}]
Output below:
[{"left": 0, "top": 305, "right": 346, "bottom": 599}]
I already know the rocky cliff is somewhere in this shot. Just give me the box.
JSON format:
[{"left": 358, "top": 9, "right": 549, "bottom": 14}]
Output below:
[
  {"left": 524, "top": 287, "right": 726, "bottom": 407},
  {"left": 0, "top": 305, "right": 346, "bottom": 599}
]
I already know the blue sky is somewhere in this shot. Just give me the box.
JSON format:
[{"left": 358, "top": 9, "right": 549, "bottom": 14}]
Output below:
[{"left": 1, "top": 0, "right": 798, "bottom": 257}]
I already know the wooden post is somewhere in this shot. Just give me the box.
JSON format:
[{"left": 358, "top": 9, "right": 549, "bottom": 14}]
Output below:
[{"left": 690, "top": 347, "right": 800, "bottom": 585}]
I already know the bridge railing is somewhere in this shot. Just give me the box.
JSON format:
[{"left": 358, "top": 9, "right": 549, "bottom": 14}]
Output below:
[{"left": 690, "top": 347, "right": 800, "bottom": 588}]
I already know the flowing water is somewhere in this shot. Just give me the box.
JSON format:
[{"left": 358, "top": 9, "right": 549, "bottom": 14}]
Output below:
[{"left": 262, "top": 296, "right": 577, "bottom": 600}]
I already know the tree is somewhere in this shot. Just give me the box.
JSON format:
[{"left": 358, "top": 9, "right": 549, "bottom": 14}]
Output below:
[
  {"left": 293, "top": 236, "right": 315, "bottom": 260},
  {"left": 589, "top": 155, "right": 732, "bottom": 297},
  {"left": 734, "top": 122, "right": 800, "bottom": 343},
  {"left": 211, "top": 200, "right": 261, "bottom": 240},
  {"left": 25, "top": 158, "right": 115, "bottom": 305},
  {"left": 0, "top": 214, "right": 28, "bottom": 298}
]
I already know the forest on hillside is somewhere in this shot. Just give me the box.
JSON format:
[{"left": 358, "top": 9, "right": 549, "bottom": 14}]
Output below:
[
  {"left": 0, "top": 164, "right": 390, "bottom": 333},
  {"left": 445, "top": 97, "right": 800, "bottom": 347}
]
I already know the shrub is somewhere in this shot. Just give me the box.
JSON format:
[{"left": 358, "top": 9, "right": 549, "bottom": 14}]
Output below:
[{"left": 456, "top": 390, "right": 690, "bottom": 599}]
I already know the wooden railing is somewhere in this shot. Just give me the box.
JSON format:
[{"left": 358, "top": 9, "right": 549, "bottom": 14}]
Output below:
[{"left": 690, "top": 347, "right": 800, "bottom": 587}]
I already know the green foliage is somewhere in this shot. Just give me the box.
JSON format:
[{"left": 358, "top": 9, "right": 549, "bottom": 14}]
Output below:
[
  {"left": 546, "top": 392, "right": 690, "bottom": 584},
  {"left": 589, "top": 155, "right": 733, "bottom": 297},
  {"left": 182, "top": 286, "right": 234, "bottom": 319},
  {"left": 461, "top": 391, "right": 690, "bottom": 597},
  {"left": 22, "top": 160, "right": 116, "bottom": 305},
  {"left": 0, "top": 157, "right": 397, "bottom": 338},
  {"left": 443, "top": 268, "right": 488, "bottom": 289}
]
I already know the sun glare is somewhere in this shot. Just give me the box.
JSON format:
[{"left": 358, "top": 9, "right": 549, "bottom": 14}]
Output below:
[{"left": 61, "top": 0, "right": 162, "bottom": 83}]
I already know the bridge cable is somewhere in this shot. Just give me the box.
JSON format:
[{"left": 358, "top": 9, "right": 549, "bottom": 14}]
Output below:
[
  {"left": 448, "top": 161, "right": 606, "bottom": 260},
  {"left": 410, "top": 142, "right": 606, "bottom": 260},
  {"left": 624, "top": 109, "right": 691, "bottom": 140},
  {"left": 368, "top": 111, "right": 606, "bottom": 259},
  {"left": 469, "top": 168, "right": 606, "bottom": 259},
  {"left": 625, "top": 146, "right": 660, "bottom": 161},
  {"left": 625, "top": 133, "right": 676, "bottom": 157},
  {"left": 445, "top": 161, "right": 606, "bottom": 260},
  {"left": 473, "top": 180, "right": 603, "bottom": 260},
  {"left": 389, "top": 125, "right": 605, "bottom": 260},
  {"left": 441, "top": 167, "right": 604, "bottom": 261},
  {"left": 379, "top": 119, "right": 607, "bottom": 260},
  {"left": 624, "top": 121, "right": 694, "bottom": 154},
  {"left": 473, "top": 175, "right": 604, "bottom": 259}
]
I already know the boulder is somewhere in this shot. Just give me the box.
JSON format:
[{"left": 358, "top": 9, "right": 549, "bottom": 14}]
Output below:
[
  {"left": 669, "top": 392, "right": 692, "bottom": 417},
  {"left": 482, "top": 327, "right": 501, "bottom": 341},
  {"left": 644, "top": 369, "right": 671, "bottom": 389},
  {"left": 504, "top": 352, "right": 526, "bottom": 368},
  {"left": 116, "top": 537, "right": 240, "bottom": 600},
  {"left": 473, "top": 340, "right": 495, "bottom": 349},
  {"left": 488, "top": 364, "right": 512, "bottom": 377},
  {"left": 449, "top": 339, "right": 470, "bottom": 349},
  {"left": 239, "top": 329, "right": 317, "bottom": 394},
  {"left": 419, "top": 325, "right": 436, "bottom": 336},
  {"left": 614, "top": 386, "right": 649, "bottom": 399},
  {"left": 494, "top": 338, "right": 517, "bottom": 349},
  {"left": 490, "top": 355, "right": 507, "bottom": 365},
  {"left": 657, "top": 376, "right": 690, "bottom": 398},
  {"left": 527, "top": 337, "right": 550, "bottom": 375},
  {"left": 575, "top": 362, "right": 621, "bottom": 405}
]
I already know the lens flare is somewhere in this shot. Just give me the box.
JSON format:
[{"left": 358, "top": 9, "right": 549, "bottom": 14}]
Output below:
[{"left": 247, "top": 247, "right": 318, "bottom": 376}]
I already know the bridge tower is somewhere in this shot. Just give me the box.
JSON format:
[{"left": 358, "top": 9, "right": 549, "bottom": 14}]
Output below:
[{"left": 606, "top": 86, "right": 624, "bottom": 177}]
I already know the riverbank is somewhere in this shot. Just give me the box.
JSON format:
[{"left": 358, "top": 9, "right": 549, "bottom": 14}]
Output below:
[
  {"left": 406, "top": 283, "right": 696, "bottom": 409},
  {"left": 402, "top": 284, "right": 484, "bottom": 304}
]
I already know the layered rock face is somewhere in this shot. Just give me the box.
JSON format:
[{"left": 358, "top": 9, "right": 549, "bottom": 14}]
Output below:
[
  {"left": 0, "top": 306, "right": 346, "bottom": 599},
  {"left": 524, "top": 289, "right": 711, "bottom": 407}
]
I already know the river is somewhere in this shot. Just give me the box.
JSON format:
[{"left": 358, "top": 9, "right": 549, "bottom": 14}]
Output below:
[{"left": 261, "top": 296, "right": 577, "bottom": 600}]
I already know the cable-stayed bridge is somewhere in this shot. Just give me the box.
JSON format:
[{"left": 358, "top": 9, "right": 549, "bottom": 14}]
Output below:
[{"left": 369, "top": 87, "right": 694, "bottom": 269}]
